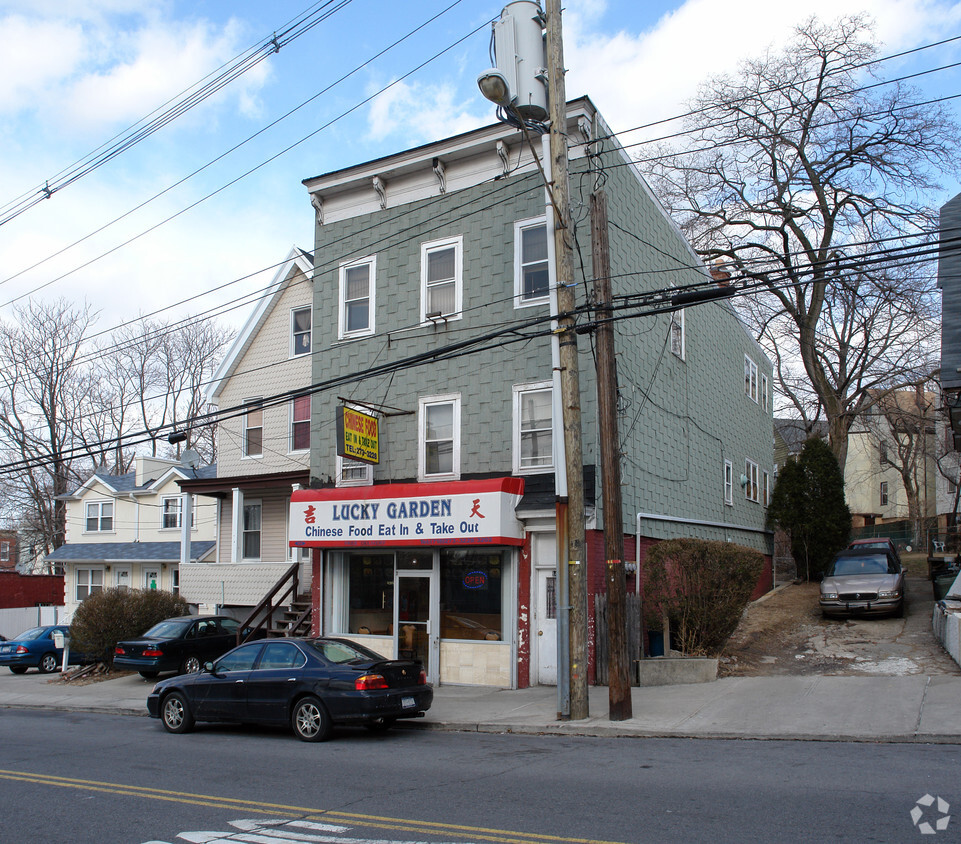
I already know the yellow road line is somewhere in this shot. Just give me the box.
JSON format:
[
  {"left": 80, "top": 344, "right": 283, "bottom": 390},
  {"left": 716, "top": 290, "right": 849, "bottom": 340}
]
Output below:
[{"left": 0, "top": 769, "right": 628, "bottom": 844}]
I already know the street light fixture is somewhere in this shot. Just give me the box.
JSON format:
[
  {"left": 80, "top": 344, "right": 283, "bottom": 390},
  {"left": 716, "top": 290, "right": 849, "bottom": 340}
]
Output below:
[{"left": 477, "top": 70, "right": 512, "bottom": 109}]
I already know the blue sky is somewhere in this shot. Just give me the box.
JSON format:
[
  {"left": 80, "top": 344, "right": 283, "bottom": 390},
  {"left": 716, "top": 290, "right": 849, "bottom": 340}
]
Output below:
[{"left": 1, "top": 0, "right": 960, "bottom": 333}]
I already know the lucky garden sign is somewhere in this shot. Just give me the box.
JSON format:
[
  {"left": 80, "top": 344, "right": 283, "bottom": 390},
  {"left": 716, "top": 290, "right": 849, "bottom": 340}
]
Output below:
[{"left": 289, "top": 478, "right": 525, "bottom": 548}]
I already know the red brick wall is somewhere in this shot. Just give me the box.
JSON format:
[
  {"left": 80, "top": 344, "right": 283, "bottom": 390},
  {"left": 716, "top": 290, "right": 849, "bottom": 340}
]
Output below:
[{"left": 0, "top": 572, "right": 64, "bottom": 608}]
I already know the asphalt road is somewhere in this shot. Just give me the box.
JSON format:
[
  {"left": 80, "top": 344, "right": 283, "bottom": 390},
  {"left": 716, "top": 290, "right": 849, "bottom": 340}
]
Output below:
[{"left": 0, "top": 708, "right": 957, "bottom": 843}]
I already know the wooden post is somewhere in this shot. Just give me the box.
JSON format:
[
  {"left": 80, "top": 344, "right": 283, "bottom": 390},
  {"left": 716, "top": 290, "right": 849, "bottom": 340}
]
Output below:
[{"left": 591, "top": 189, "right": 632, "bottom": 720}]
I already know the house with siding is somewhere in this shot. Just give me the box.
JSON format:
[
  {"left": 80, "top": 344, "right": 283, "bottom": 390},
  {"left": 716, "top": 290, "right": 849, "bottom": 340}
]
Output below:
[
  {"left": 288, "top": 96, "right": 774, "bottom": 689},
  {"left": 46, "top": 456, "right": 217, "bottom": 619},
  {"left": 176, "top": 247, "right": 312, "bottom": 619}
]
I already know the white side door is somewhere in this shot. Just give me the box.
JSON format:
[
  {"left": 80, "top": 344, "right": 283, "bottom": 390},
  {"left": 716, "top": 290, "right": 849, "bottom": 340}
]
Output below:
[{"left": 532, "top": 532, "right": 557, "bottom": 685}]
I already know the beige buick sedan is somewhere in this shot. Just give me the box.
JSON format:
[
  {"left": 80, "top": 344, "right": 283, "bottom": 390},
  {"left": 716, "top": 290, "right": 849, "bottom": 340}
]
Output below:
[{"left": 819, "top": 549, "right": 905, "bottom": 619}]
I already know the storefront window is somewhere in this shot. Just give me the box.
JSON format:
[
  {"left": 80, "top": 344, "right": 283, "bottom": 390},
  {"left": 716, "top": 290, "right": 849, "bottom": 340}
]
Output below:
[
  {"left": 396, "top": 550, "right": 432, "bottom": 569},
  {"left": 347, "top": 553, "right": 394, "bottom": 635},
  {"left": 440, "top": 549, "right": 502, "bottom": 641}
]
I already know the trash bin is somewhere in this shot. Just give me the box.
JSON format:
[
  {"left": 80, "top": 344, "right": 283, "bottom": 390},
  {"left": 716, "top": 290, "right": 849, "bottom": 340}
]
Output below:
[{"left": 647, "top": 630, "right": 664, "bottom": 657}]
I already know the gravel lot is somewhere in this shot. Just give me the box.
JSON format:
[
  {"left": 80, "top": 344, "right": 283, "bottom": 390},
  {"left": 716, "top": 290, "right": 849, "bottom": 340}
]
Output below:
[{"left": 719, "top": 575, "right": 961, "bottom": 677}]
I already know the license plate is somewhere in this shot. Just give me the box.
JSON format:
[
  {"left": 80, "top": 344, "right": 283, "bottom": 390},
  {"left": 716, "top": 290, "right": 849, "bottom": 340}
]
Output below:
[{"left": 402, "top": 696, "right": 415, "bottom": 708}]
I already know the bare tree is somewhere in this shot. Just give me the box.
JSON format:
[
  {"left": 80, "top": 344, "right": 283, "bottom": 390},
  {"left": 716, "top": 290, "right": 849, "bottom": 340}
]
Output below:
[
  {"left": 0, "top": 300, "right": 95, "bottom": 554},
  {"left": 646, "top": 15, "right": 959, "bottom": 469}
]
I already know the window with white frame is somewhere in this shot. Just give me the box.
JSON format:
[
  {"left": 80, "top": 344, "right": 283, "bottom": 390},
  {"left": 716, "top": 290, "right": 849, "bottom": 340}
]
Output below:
[
  {"left": 670, "top": 307, "right": 685, "bottom": 359},
  {"left": 421, "top": 236, "right": 462, "bottom": 321},
  {"left": 162, "top": 496, "right": 182, "bottom": 530},
  {"left": 514, "top": 218, "right": 549, "bottom": 305},
  {"left": 243, "top": 500, "right": 262, "bottom": 560},
  {"left": 744, "top": 356, "right": 758, "bottom": 403},
  {"left": 338, "top": 256, "right": 375, "bottom": 338},
  {"left": 880, "top": 481, "right": 889, "bottom": 507},
  {"left": 724, "top": 460, "right": 733, "bottom": 505},
  {"left": 85, "top": 500, "right": 114, "bottom": 532},
  {"left": 172, "top": 569, "right": 180, "bottom": 594},
  {"left": 419, "top": 394, "right": 460, "bottom": 480},
  {"left": 514, "top": 383, "right": 553, "bottom": 473},
  {"left": 291, "top": 306, "right": 311, "bottom": 356},
  {"left": 336, "top": 455, "right": 372, "bottom": 487},
  {"left": 76, "top": 568, "right": 103, "bottom": 601},
  {"left": 760, "top": 373, "right": 769, "bottom": 412},
  {"left": 0, "top": 541, "right": 9, "bottom": 562},
  {"left": 290, "top": 395, "right": 310, "bottom": 452},
  {"left": 763, "top": 470, "right": 771, "bottom": 506},
  {"left": 745, "top": 459, "right": 759, "bottom": 502},
  {"left": 243, "top": 399, "right": 264, "bottom": 458}
]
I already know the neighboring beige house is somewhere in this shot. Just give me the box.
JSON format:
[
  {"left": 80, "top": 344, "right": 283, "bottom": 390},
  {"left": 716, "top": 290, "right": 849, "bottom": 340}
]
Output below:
[
  {"left": 177, "top": 247, "right": 312, "bottom": 619},
  {"left": 46, "top": 456, "right": 218, "bottom": 620}
]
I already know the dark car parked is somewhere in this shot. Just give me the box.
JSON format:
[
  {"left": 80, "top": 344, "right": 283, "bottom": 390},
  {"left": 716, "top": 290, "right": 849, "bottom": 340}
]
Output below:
[
  {"left": 819, "top": 548, "right": 905, "bottom": 619},
  {"left": 147, "top": 637, "right": 433, "bottom": 742},
  {"left": 0, "top": 625, "right": 91, "bottom": 674},
  {"left": 114, "top": 615, "right": 246, "bottom": 679}
]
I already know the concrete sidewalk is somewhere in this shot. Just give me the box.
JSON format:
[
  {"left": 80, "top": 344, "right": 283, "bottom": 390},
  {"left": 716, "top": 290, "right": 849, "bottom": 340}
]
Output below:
[{"left": 1, "top": 670, "right": 960, "bottom": 743}]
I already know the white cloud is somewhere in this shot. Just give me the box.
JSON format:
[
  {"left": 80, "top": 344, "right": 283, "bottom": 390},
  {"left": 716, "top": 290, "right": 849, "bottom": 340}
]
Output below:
[{"left": 366, "top": 79, "right": 486, "bottom": 147}]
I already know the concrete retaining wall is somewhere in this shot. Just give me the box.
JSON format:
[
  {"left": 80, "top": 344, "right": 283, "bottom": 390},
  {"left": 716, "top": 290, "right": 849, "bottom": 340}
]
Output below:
[
  {"left": 933, "top": 604, "right": 961, "bottom": 666},
  {"left": 635, "top": 656, "right": 718, "bottom": 686}
]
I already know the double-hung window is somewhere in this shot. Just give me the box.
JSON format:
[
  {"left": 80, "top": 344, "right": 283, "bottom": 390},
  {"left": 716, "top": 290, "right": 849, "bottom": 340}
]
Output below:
[
  {"left": 880, "top": 481, "right": 889, "bottom": 507},
  {"left": 760, "top": 373, "right": 769, "bottom": 412},
  {"left": 419, "top": 394, "right": 460, "bottom": 480},
  {"left": 243, "top": 399, "right": 264, "bottom": 458},
  {"left": 744, "top": 356, "right": 758, "bottom": 403},
  {"left": 243, "top": 500, "right": 262, "bottom": 560},
  {"left": 162, "top": 496, "right": 182, "bottom": 530},
  {"left": 745, "top": 459, "right": 759, "bottom": 503},
  {"left": 290, "top": 395, "right": 310, "bottom": 452},
  {"left": 291, "top": 306, "right": 311, "bottom": 356},
  {"left": 339, "top": 256, "right": 375, "bottom": 338},
  {"left": 670, "top": 307, "right": 685, "bottom": 359},
  {"left": 514, "top": 218, "right": 549, "bottom": 306},
  {"left": 0, "top": 541, "right": 8, "bottom": 562},
  {"left": 514, "top": 382, "right": 553, "bottom": 473},
  {"left": 762, "top": 470, "right": 771, "bottom": 507},
  {"left": 336, "top": 456, "right": 372, "bottom": 487},
  {"left": 76, "top": 568, "right": 103, "bottom": 601},
  {"left": 421, "top": 236, "right": 462, "bottom": 322},
  {"left": 85, "top": 500, "right": 113, "bottom": 532},
  {"left": 724, "top": 460, "right": 734, "bottom": 505}
]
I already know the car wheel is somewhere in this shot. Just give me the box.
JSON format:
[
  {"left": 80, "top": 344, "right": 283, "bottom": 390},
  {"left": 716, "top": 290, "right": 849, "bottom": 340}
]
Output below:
[
  {"left": 161, "top": 692, "right": 195, "bottom": 734},
  {"left": 9, "top": 666, "right": 27, "bottom": 675},
  {"left": 894, "top": 600, "right": 905, "bottom": 619},
  {"left": 139, "top": 670, "right": 159, "bottom": 680},
  {"left": 181, "top": 655, "right": 201, "bottom": 675},
  {"left": 38, "top": 653, "right": 59, "bottom": 674},
  {"left": 291, "top": 696, "right": 332, "bottom": 742},
  {"left": 365, "top": 717, "right": 396, "bottom": 733}
]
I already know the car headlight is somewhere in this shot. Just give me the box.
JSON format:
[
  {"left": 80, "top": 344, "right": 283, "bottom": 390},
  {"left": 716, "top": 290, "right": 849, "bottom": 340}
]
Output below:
[
  {"left": 821, "top": 591, "right": 838, "bottom": 600},
  {"left": 878, "top": 590, "right": 898, "bottom": 598}
]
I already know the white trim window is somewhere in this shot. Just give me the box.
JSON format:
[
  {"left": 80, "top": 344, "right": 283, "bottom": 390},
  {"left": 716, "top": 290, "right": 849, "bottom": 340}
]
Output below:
[
  {"left": 760, "top": 373, "right": 769, "bottom": 412},
  {"left": 670, "top": 307, "right": 685, "bottom": 359},
  {"left": 243, "top": 500, "right": 262, "bottom": 560},
  {"left": 762, "top": 470, "right": 771, "bottom": 507},
  {"left": 513, "top": 382, "right": 553, "bottom": 473},
  {"left": 162, "top": 495, "right": 183, "bottom": 530},
  {"left": 339, "top": 256, "right": 375, "bottom": 339},
  {"left": 290, "top": 395, "right": 310, "bottom": 452},
  {"left": 745, "top": 459, "right": 759, "bottom": 503},
  {"left": 514, "top": 218, "right": 549, "bottom": 306},
  {"left": 724, "top": 460, "right": 734, "bottom": 505},
  {"left": 336, "top": 455, "right": 373, "bottom": 487},
  {"left": 744, "top": 356, "right": 758, "bottom": 403},
  {"left": 880, "top": 481, "right": 889, "bottom": 507},
  {"left": 243, "top": 399, "right": 264, "bottom": 458},
  {"left": 419, "top": 394, "right": 461, "bottom": 480},
  {"left": 76, "top": 568, "right": 103, "bottom": 601},
  {"left": 85, "top": 500, "right": 114, "bottom": 533},
  {"left": 291, "top": 306, "right": 311, "bottom": 357},
  {"left": 421, "top": 236, "right": 463, "bottom": 322},
  {"left": 0, "top": 541, "right": 9, "bottom": 562}
]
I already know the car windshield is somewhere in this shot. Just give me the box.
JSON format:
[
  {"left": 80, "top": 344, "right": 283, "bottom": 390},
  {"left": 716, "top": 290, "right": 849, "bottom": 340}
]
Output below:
[
  {"left": 829, "top": 554, "right": 895, "bottom": 576},
  {"left": 142, "top": 620, "right": 191, "bottom": 639},
  {"left": 14, "top": 627, "right": 46, "bottom": 641},
  {"left": 305, "top": 639, "right": 382, "bottom": 664}
]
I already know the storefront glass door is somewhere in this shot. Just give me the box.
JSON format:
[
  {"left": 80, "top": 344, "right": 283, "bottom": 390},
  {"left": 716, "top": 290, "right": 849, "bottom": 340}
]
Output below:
[{"left": 394, "top": 570, "right": 438, "bottom": 681}]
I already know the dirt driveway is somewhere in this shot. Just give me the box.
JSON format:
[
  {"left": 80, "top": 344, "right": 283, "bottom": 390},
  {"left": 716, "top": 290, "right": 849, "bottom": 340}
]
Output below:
[{"left": 719, "top": 576, "right": 961, "bottom": 677}]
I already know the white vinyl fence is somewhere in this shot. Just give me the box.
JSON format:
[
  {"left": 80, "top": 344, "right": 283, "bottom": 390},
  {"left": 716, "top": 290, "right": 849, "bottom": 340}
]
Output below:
[{"left": 0, "top": 606, "right": 63, "bottom": 639}]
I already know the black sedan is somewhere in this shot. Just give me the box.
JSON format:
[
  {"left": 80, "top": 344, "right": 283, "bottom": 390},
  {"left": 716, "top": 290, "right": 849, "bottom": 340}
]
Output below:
[
  {"left": 146, "top": 637, "right": 432, "bottom": 742},
  {"left": 114, "top": 615, "right": 244, "bottom": 678}
]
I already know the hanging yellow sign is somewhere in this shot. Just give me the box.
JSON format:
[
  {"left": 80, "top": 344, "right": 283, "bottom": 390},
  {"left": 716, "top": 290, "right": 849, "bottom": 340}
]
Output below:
[{"left": 336, "top": 406, "right": 379, "bottom": 464}]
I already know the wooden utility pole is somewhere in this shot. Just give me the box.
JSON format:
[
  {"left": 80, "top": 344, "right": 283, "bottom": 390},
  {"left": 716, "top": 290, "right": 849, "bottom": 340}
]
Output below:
[
  {"left": 591, "top": 189, "right": 632, "bottom": 720},
  {"left": 545, "top": 0, "right": 589, "bottom": 720}
]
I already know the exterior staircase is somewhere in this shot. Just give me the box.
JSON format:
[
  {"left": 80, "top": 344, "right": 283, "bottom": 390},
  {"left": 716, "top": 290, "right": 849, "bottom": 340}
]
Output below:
[{"left": 238, "top": 561, "right": 312, "bottom": 644}]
